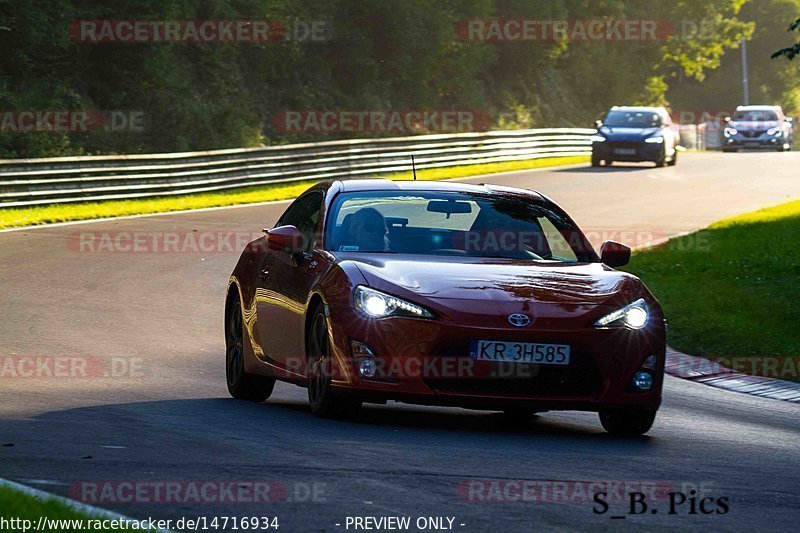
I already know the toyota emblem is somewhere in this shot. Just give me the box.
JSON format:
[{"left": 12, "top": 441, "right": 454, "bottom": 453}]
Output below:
[{"left": 508, "top": 313, "right": 531, "bottom": 327}]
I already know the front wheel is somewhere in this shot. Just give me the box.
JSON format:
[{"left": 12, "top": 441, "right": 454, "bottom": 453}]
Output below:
[
  {"left": 599, "top": 409, "right": 657, "bottom": 435},
  {"left": 668, "top": 149, "right": 678, "bottom": 166},
  {"left": 307, "top": 306, "right": 361, "bottom": 419},
  {"left": 226, "top": 294, "right": 276, "bottom": 401},
  {"left": 501, "top": 408, "right": 537, "bottom": 424},
  {"left": 655, "top": 147, "right": 668, "bottom": 167}
]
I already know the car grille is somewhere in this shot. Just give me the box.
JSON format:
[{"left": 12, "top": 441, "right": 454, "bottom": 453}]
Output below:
[
  {"left": 741, "top": 130, "right": 766, "bottom": 138},
  {"left": 424, "top": 369, "right": 601, "bottom": 398},
  {"left": 424, "top": 347, "right": 603, "bottom": 398},
  {"left": 607, "top": 141, "right": 641, "bottom": 148}
]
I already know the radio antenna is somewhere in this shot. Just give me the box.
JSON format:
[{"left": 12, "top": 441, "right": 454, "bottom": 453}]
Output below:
[{"left": 411, "top": 154, "right": 418, "bottom": 181}]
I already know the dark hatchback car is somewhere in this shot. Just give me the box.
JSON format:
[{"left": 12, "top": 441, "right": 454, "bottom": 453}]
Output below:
[{"left": 591, "top": 106, "right": 679, "bottom": 167}]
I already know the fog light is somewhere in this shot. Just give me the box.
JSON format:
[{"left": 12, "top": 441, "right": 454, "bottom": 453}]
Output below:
[
  {"left": 633, "top": 371, "right": 654, "bottom": 391},
  {"left": 358, "top": 358, "right": 377, "bottom": 378}
]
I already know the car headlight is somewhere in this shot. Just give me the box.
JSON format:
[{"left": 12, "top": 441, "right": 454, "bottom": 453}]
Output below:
[
  {"left": 595, "top": 298, "right": 649, "bottom": 329},
  {"left": 590, "top": 135, "right": 606, "bottom": 143},
  {"left": 644, "top": 136, "right": 664, "bottom": 144},
  {"left": 767, "top": 127, "right": 782, "bottom": 136},
  {"left": 354, "top": 286, "right": 434, "bottom": 319},
  {"left": 723, "top": 127, "right": 737, "bottom": 137}
]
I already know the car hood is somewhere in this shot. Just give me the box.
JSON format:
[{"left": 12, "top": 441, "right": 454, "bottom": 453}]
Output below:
[
  {"left": 341, "top": 255, "right": 642, "bottom": 306},
  {"left": 599, "top": 126, "right": 661, "bottom": 142},
  {"left": 730, "top": 120, "right": 779, "bottom": 130}
]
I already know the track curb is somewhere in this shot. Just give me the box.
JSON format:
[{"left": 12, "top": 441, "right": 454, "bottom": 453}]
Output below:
[{"left": 665, "top": 347, "right": 800, "bottom": 403}]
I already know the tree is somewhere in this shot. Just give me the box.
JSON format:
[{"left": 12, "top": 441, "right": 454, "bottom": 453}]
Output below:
[{"left": 772, "top": 17, "right": 800, "bottom": 58}]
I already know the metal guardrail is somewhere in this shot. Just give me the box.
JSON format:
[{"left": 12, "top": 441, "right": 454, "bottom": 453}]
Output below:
[{"left": 0, "top": 128, "right": 594, "bottom": 207}]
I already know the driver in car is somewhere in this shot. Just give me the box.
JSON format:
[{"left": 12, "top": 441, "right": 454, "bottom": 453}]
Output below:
[{"left": 344, "top": 207, "right": 389, "bottom": 251}]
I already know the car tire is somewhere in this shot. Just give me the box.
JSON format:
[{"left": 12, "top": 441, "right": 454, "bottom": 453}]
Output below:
[
  {"left": 307, "top": 305, "right": 362, "bottom": 419},
  {"left": 591, "top": 154, "right": 601, "bottom": 167},
  {"left": 722, "top": 147, "right": 737, "bottom": 153},
  {"left": 598, "top": 409, "right": 657, "bottom": 436},
  {"left": 226, "top": 293, "right": 276, "bottom": 401},
  {"left": 655, "top": 147, "right": 668, "bottom": 167},
  {"left": 502, "top": 408, "right": 537, "bottom": 424},
  {"left": 668, "top": 149, "right": 677, "bottom": 166}
]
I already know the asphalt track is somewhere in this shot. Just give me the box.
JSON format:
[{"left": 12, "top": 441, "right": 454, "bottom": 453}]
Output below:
[{"left": 1, "top": 152, "right": 799, "bottom": 532}]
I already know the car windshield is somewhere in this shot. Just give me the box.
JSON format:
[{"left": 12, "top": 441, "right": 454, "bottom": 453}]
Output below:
[
  {"left": 603, "top": 110, "right": 662, "bottom": 128},
  {"left": 733, "top": 110, "right": 778, "bottom": 121},
  {"left": 326, "top": 191, "right": 595, "bottom": 262}
]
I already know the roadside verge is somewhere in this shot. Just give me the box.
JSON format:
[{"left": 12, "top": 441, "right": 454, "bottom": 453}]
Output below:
[
  {"left": 0, "top": 477, "right": 171, "bottom": 533},
  {"left": 623, "top": 199, "right": 800, "bottom": 403}
]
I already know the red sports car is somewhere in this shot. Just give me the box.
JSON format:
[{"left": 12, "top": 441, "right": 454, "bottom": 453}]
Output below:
[{"left": 225, "top": 179, "right": 665, "bottom": 435}]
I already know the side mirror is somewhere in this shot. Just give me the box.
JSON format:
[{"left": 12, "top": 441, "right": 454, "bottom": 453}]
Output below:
[
  {"left": 785, "top": 116, "right": 793, "bottom": 123},
  {"left": 594, "top": 119, "right": 603, "bottom": 129},
  {"left": 724, "top": 116, "right": 732, "bottom": 123},
  {"left": 600, "top": 240, "right": 631, "bottom": 268},
  {"left": 264, "top": 225, "right": 303, "bottom": 254}
]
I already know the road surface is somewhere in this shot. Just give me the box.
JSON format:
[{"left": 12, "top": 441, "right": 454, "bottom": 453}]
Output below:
[{"left": 1, "top": 152, "right": 798, "bottom": 531}]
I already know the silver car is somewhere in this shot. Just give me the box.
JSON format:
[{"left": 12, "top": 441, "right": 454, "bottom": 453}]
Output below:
[{"left": 722, "top": 105, "right": 794, "bottom": 152}]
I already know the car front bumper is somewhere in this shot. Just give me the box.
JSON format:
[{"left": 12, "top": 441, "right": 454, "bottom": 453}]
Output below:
[
  {"left": 325, "top": 303, "right": 666, "bottom": 412},
  {"left": 592, "top": 141, "right": 663, "bottom": 162},
  {"left": 724, "top": 133, "right": 784, "bottom": 149}
]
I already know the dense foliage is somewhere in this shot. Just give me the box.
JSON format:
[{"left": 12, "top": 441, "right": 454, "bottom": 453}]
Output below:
[{"left": 0, "top": 0, "right": 795, "bottom": 158}]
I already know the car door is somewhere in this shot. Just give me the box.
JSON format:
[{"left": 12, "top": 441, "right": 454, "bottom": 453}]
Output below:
[{"left": 255, "top": 190, "right": 326, "bottom": 377}]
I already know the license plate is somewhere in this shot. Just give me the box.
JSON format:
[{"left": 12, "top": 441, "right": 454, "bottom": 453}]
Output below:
[
  {"left": 470, "top": 340, "right": 571, "bottom": 365},
  {"left": 613, "top": 148, "right": 636, "bottom": 155}
]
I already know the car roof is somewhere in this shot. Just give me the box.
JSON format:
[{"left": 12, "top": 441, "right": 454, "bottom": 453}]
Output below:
[
  {"left": 735, "top": 105, "right": 781, "bottom": 111},
  {"left": 608, "top": 106, "right": 666, "bottom": 113},
  {"left": 333, "top": 178, "right": 545, "bottom": 200}
]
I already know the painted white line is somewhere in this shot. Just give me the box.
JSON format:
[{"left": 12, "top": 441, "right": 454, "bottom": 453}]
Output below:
[
  {"left": 0, "top": 477, "right": 174, "bottom": 533},
  {"left": 0, "top": 161, "right": 588, "bottom": 234},
  {"left": 17, "top": 479, "right": 69, "bottom": 487}
]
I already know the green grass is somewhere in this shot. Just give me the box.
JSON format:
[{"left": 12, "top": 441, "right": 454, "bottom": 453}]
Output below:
[
  {"left": 0, "top": 156, "right": 587, "bottom": 229},
  {"left": 624, "top": 200, "right": 800, "bottom": 359},
  {"left": 0, "top": 486, "right": 157, "bottom": 532}
]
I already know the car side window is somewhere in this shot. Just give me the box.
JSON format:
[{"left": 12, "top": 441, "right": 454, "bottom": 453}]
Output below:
[{"left": 277, "top": 191, "right": 323, "bottom": 252}]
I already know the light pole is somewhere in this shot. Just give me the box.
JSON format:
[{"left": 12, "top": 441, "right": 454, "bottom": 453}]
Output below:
[{"left": 741, "top": 36, "right": 750, "bottom": 105}]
